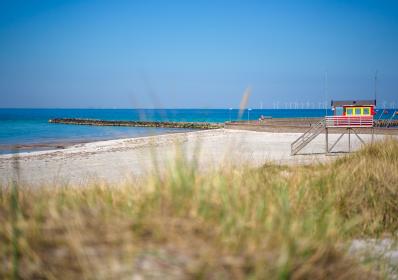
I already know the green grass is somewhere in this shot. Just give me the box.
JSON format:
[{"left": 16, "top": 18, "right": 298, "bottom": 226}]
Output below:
[{"left": 1, "top": 139, "right": 397, "bottom": 279}]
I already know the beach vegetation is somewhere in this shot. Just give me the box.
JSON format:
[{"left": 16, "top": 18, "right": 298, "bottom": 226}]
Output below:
[{"left": 1, "top": 139, "right": 397, "bottom": 279}]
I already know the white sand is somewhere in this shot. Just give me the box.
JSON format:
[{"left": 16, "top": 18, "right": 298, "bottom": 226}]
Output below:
[{"left": 0, "top": 129, "right": 390, "bottom": 186}]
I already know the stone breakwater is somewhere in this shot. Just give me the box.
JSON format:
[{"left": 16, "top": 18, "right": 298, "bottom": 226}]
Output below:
[
  {"left": 374, "top": 119, "right": 398, "bottom": 128},
  {"left": 49, "top": 118, "right": 223, "bottom": 129}
]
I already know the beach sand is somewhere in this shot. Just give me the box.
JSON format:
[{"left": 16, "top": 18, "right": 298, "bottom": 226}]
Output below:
[{"left": 0, "top": 129, "right": 390, "bottom": 186}]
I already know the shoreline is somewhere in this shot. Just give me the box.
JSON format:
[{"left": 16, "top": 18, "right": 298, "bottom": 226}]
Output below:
[
  {"left": 0, "top": 140, "right": 87, "bottom": 155},
  {"left": 4, "top": 123, "right": 398, "bottom": 156},
  {"left": 1, "top": 129, "right": 393, "bottom": 186},
  {"left": 0, "top": 129, "right": 220, "bottom": 159},
  {"left": 0, "top": 129, "right": 199, "bottom": 155}
]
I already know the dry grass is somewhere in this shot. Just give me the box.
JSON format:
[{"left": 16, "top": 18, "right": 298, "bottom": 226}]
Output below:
[{"left": 1, "top": 139, "right": 397, "bottom": 279}]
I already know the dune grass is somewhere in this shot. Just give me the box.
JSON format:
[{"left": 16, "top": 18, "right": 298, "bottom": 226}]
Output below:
[{"left": 1, "top": 139, "right": 397, "bottom": 279}]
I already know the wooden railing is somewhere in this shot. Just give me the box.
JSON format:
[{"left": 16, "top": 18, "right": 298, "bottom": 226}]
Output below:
[{"left": 325, "top": 116, "right": 374, "bottom": 128}]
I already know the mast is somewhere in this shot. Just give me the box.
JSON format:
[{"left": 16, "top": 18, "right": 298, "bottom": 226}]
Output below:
[
  {"left": 324, "top": 71, "right": 328, "bottom": 116},
  {"left": 374, "top": 70, "right": 378, "bottom": 104}
]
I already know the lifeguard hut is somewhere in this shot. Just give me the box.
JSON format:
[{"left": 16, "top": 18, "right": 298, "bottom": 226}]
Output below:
[
  {"left": 291, "top": 99, "right": 376, "bottom": 155},
  {"left": 330, "top": 99, "right": 375, "bottom": 118}
]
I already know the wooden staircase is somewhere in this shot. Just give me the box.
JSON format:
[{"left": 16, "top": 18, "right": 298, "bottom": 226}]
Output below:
[{"left": 291, "top": 119, "right": 325, "bottom": 155}]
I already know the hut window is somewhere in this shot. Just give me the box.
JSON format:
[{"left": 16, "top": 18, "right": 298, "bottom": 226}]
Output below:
[
  {"left": 355, "top": 108, "right": 362, "bottom": 115},
  {"left": 363, "top": 107, "right": 370, "bottom": 115},
  {"left": 346, "top": 108, "right": 353, "bottom": 115}
]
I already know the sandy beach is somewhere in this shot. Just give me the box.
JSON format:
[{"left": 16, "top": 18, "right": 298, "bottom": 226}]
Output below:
[{"left": 0, "top": 129, "right": 390, "bottom": 186}]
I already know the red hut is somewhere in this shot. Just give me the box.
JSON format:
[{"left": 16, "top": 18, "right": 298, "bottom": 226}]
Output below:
[{"left": 327, "top": 100, "right": 376, "bottom": 127}]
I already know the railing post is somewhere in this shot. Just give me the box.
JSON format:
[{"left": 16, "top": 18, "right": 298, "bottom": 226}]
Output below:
[
  {"left": 325, "top": 127, "right": 328, "bottom": 153},
  {"left": 348, "top": 128, "right": 351, "bottom": 152}
]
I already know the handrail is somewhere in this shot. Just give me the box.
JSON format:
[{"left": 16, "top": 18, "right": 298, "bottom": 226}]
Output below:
[
  {"left": 291, "top": 120, "right": 324, "bottom": 147},
  {"left": 325, "top": 116, "right": 373, "bottom": 128},
  {"left": 291, "top": 119, "right": 325, "bottom": 154}
]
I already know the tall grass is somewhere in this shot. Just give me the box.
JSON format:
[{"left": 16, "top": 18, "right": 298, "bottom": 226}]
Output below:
[
  {"left": 1, "top": 139, "right": 397, "bottom": 279},
  {"left": 9, "top": 181, "right": 20, "bottom": 280}
]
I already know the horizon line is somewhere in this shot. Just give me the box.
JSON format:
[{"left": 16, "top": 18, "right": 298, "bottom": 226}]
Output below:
[{"left": 0, "top": 107, "right": 337, "bottom": 110}]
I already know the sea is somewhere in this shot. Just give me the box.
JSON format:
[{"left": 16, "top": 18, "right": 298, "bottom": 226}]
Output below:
[{"left": 0, "top": 108, "right": 395, "bottom": 154}]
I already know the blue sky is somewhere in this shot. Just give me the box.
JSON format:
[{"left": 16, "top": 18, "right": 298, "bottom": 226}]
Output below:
[{"left": 1, "top": 0, "right": 397, "bottom": 108}]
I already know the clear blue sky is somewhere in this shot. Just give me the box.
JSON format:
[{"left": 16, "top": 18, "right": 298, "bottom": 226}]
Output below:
[{"left": 1, "top": 0, "right": 397, "bottom": 108}]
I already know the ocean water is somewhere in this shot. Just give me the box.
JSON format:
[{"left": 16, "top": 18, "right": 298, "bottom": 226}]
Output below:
[{"left": 0, "top": 108, "right": 395, "bottom": 154}]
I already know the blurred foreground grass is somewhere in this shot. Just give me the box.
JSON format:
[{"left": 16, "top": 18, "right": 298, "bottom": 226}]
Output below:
[{"left": 1, "top": 139, "right": 397, "bottom": 279}]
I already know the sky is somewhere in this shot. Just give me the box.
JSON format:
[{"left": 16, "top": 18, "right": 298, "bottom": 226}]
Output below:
[{"left": 0, "top": 0, "right": 397, "bottom": 109}]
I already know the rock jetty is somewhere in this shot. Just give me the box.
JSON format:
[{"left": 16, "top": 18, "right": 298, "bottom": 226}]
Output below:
[
  {"left": 374, "top": 119, "right": 398, "bottom": 128},
  {"left": 49, "top": 118, "right": 223, "bottom": 129}
]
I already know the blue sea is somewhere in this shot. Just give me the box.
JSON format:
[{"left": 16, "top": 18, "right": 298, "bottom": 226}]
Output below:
[{"left": 0, "top": 108, "right": 395, "bottom": 154}]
